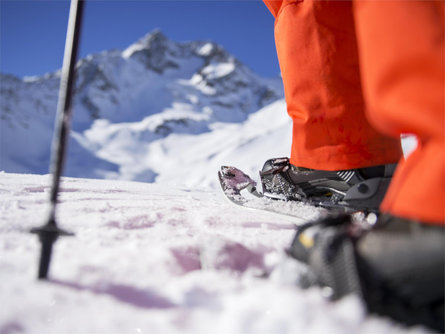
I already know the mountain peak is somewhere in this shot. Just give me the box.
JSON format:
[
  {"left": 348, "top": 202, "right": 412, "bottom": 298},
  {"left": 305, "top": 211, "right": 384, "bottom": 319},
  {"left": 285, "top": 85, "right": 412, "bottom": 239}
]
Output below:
[
  {"left": 138, "top": 29, "right": 169, "bottom": 48},
  {"left": 122, "top": 29, "right": 170, "bottom": 60}
]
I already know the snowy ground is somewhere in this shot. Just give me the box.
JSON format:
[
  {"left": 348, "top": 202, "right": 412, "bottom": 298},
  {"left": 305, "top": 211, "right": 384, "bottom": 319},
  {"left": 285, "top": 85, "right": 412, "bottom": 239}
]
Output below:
[{"left": 0, "top": 173, "right": 429, "bottom": 334}]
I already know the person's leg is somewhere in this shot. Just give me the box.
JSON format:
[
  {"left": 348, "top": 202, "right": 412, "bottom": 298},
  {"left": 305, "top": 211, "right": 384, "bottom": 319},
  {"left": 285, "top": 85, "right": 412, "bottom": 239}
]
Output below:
[
  {"left": 354, "top": 0, "right": 445, "bottom": 223},
  {"left": 269, "top": 0, "right": 402, "bottom": 171},
  {"left": 270, "top": 1, "right": 444, "bottom": 328}
]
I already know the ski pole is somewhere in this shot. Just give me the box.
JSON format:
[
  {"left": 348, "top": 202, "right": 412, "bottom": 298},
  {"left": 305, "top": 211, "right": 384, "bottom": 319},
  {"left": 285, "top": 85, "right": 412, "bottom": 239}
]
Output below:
[{"left": 30, "top": 0, "right": 85, "bottom": 280}]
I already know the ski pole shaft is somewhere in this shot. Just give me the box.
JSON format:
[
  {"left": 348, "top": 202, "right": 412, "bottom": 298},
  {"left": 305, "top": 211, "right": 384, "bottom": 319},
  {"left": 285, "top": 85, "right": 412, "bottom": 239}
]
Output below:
[
  {"left": 31, "top": 0, "right": 84, "bottom": 280},
  {"left": 50, "top": 0, "right": 85, "bottom": 207}
]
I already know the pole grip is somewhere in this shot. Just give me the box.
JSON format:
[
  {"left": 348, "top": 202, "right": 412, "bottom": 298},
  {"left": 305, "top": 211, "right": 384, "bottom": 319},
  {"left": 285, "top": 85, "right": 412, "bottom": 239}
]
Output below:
[{"left": 37, "top": 233, "right": 56, "bottom": 279}]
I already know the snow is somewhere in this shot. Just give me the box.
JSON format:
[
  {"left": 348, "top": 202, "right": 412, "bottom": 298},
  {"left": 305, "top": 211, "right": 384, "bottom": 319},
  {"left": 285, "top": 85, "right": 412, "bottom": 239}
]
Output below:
[
  {"left": 122, "top": 43, "right": 146, "bottom": 59},
  {"left": 201, "top": 62, "right": 236, "bottom": 80},
  {"left": 401, "top": 135, "right": 417, "bottom": 158},
  {"left": 197, "top": 43, "right": 214, "bottom": 57},
  {"left": 0, "top": 173, "right": 429, "bottom": 334}
]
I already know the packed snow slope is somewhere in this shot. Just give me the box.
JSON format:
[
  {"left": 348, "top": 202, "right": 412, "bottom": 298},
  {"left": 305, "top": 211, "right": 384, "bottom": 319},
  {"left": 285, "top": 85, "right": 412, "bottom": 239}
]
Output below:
[
  {"left": 1, "top": 30, "right": 286, "bottom": 186},
  {"left": 0, "top": 173, "right": 429, "bottom": 334}
]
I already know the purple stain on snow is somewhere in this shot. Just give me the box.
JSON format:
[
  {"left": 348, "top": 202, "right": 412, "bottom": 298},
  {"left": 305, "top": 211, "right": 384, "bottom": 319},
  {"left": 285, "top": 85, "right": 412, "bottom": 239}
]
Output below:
[
  {"left": 23, "top": 186, "right": 49, "bottom": 193},
  {"left": 0, "top": 321, "right": 25, "bottom": 334},
  {"left": 106, "top": 221, "right": 124, "bottom": 229},
  {"left": 208, "top": 241, "right": 265, "bottom": 273},
  {"left": 105, "top": 215, "right": 156, "bottom": 230},
  {"left": 50, "top": 279, "right": 176, "bottom": 310},
  {"left": 23, "top": 186, "right": 81, "bottom": 193},
  {"left": 59, "top": 188, "right": 81, "bottom": 193},
  {"left": 103, "top": 284, "right": 175, "bottom": 309},
  {"left": 170, "top": 246, "right": 202, "bottom": 273}
]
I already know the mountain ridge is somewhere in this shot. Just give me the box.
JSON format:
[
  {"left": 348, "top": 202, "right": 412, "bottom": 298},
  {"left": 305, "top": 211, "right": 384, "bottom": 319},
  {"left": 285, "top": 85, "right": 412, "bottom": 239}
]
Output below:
[{"left": 0, "top": 29, "right": 288, "bottom": 185}]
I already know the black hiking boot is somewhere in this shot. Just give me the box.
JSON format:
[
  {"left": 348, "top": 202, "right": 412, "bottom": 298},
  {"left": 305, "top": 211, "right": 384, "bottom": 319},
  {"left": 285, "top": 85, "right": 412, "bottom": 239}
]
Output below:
[
  {"left": 260, "top": 157, "right": 397, "bottom": 212},
  {"left": 287, "top": 213, "right": 445, "bottom": 332}
]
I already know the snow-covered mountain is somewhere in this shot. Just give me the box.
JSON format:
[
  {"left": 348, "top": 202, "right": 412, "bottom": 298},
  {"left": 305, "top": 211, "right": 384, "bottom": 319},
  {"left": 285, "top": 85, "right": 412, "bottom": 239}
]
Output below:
[{"left": 1, "top": 30, "right": 286, "bottom": 186}]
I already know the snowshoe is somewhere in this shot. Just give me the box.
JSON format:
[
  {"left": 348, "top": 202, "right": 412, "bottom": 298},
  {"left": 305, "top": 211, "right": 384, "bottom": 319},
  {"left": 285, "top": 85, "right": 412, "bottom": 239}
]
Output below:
[
  {"left": 260, "top": 157, "right": 397, "bottom": 212},
  {"left": 287, "top": 212, "right": 445, "bottom": 332}
]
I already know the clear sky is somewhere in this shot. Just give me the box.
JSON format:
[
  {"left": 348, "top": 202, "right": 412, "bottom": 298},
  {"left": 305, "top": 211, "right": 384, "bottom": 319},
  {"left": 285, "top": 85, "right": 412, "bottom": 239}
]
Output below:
[{"left": 0, "top": 0, "right": 280, "bottom": 79}]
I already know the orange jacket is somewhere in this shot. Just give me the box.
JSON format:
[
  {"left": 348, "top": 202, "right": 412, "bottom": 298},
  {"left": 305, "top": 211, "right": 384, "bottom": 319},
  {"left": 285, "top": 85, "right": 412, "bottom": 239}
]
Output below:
[{"left": 264, "top": 0, "right": 444, "bottom": 223}]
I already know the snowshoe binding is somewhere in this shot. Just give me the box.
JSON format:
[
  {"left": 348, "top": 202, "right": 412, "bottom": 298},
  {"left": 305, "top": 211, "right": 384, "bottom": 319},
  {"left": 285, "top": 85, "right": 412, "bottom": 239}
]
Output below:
[{"left": 260, "top": 157, "right": 397, "bottom": 213}]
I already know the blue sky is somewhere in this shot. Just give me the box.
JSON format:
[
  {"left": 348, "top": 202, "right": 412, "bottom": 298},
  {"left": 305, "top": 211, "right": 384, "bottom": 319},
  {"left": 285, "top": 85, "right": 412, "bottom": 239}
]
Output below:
[{"left": 0, "top": 0, "right": 280, "bottom": 78}]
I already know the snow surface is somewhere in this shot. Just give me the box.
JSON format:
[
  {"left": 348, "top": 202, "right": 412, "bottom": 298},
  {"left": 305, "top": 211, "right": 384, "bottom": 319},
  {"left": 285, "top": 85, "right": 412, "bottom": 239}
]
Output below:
[{"left": 0, "top": 173, "right": 430, "bottom": 334}]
